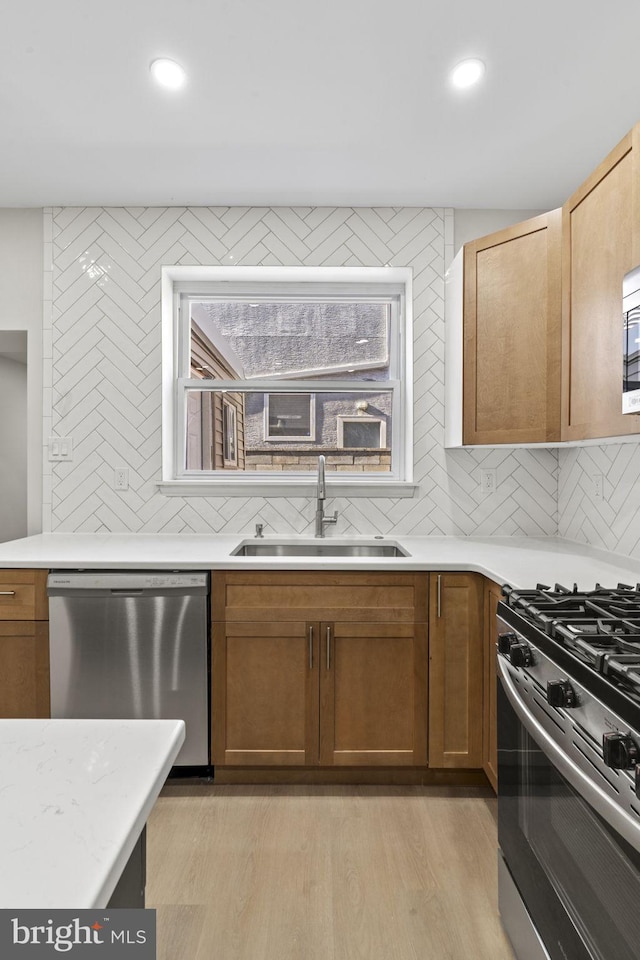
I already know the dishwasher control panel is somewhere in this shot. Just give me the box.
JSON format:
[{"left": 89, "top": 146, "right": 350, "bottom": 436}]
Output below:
[{"left": 47, "top": 571, "right": 209, "bottom": 591}]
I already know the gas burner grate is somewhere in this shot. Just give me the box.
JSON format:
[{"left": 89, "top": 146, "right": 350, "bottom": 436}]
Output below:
[
  {"left": 501, "top": 581, "right": 640, "bottom": 699},
  {"left": 603, "top": 656, "right": 640, "bottom": 689}
]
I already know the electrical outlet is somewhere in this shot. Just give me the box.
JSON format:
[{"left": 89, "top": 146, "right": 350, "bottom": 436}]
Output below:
[
  {"left": 480, "top": 468, "right": 497, "bottom": 495},
  {"left": 48, "top": 437, "right": 73, "bottom": 461},
  {"left": 593, "top": 474, "right": 604, "bottom": 502},
  {"left": 114, "top": 468, "right": 129, "bottom": 490}
]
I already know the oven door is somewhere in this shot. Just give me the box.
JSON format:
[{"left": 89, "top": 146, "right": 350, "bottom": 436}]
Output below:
[{"left": 498, "top": 658, "right": 640, "bottom": 960}]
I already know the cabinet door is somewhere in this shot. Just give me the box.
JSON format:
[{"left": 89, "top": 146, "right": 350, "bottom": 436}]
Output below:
[
  {"left": 562, "top": 129, "right": 640, "bottom": 440},
  {"left": 319, "top": 621, "right": 428, "bottom": 766},
  {"left": 0, "top": 622, "right": 50, "bottom": 718},
  {"left": 483, "top": 582, "right": 502, "bottom": 792},
  {"left": 211, "top": 620, "right": 319, "bottom": 766},
  {"left": 428, "top": 573, "right": 483, "bottom": 768},
  {"left": 463, "top": 210, "right": 562, "bottom": 444}
]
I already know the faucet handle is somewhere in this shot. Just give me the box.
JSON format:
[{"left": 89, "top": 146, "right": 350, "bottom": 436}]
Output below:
[{"left": 255, "top": 523, "right": 264, "bottom": 538}]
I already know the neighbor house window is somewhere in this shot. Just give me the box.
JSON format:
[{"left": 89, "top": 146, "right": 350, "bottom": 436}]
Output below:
[
  {"left": 338, "top": 416, "right": 385, "bottom": 449},
  {"left": 265, "top": 393, "right": 315, "bottom": 440},
  {"left": 222, "top": 400, "right": 238, "bottom": 466},
  {"left": 161, "top": 266, "right": 413, "bottom": 492}
]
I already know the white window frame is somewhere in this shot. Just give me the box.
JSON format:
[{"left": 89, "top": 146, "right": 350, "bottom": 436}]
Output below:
[
  {"left": 264, "top": 393, "right": 316, "bottom": 441},
  {"left": 337, "top": 416, "right": 386, "bottom": 450},
  {"left": 159, "top": 265, "right": 415, "bottom": 497},
  {"left": 222, "top": 399, "right": 238, "bottom": 467}
]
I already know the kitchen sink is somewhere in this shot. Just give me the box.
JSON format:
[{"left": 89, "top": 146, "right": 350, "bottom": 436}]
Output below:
[{"left": 231, "top": 540, "right": 410, "bottom": 558}]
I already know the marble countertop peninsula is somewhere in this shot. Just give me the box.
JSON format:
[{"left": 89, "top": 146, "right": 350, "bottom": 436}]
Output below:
[{"left": 0, "top": 718, "right": 184, "bottom": 908}]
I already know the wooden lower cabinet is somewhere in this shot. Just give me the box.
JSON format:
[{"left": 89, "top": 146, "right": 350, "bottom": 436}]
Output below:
[
  {"left": 0, "top": 569, "right": 48, "bottom": 621},
  {"left": 0, "top": 570, "right": 50, "bottom": 719},
  {"left": 319, "top": 620, "right": 428, "bottom": 766},
  {"left": 428, "top": 573, "right": 484, "bottom": 768},
  {"left": 211, "top": 571, "right": 428, "bottom": 769},
  {"left": 212, "top": 620, "right": 319, "bottom": 766},
  {"left": 0, "top": 621, "right": 50, "bottom": 718},
  {"left": 483, "top": 582, "right": 502, "bottom": 792},
  {"left": 212, "top": 616, "right": 428, "bottom": 768},
  {"left": 212, "top": 569, "right": 491, "bottom": 777}
]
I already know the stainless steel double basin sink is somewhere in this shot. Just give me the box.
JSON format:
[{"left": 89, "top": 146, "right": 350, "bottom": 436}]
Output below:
[{"left": 231, "top": 540, "right": 410, "bottom": 558}]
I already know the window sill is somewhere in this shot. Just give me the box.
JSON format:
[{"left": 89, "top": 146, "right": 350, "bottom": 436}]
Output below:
[{"left": 157, "top": 480, "right": 417, "bottom": 499}]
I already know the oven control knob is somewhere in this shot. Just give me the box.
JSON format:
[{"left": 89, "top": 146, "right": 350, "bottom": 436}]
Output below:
[
  {"left": 547, "top": 680, "right": 576, "bottom": 708},
  {"left": 509, "top": 643, "right": 533, "bottom": 668},
  {"left": 602, "top": 732, "right": 640, "bottom": 770},
  {"left": 498, "top": 632, "right": 519, "bottom": 654}
]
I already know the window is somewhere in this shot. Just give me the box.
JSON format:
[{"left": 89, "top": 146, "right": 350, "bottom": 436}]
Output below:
[
  {"left": 338, "top": 416, "right": 385, "bottom": 449},
  {"left": 265, "top": 393, "right": 315, "bottom": 440},
  {"left": 222, "top": 400, "right": 238, "bottom": 466},
  {"left": 161, "top": 266, "right": 413, "bottom": 495}
]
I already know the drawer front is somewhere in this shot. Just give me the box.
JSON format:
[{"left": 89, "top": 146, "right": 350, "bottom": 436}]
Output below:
[
  {"left": 215, "top": 572, "right": 428, "bottom": 622},
  {"left": 0, "top": 570, "right": 48, "bottom": 621}
]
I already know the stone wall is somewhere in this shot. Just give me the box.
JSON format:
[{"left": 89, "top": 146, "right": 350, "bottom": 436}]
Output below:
[{"left": 245, "top": 449, "right": 392, "bottom": 472}]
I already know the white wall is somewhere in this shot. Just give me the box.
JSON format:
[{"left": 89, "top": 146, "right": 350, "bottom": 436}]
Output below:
[
  {"left": 0, "top": 209, "right": 43, "bottom": 535},
  {"left": 558, "top": 442, "right": 640, "bottom": 560},
  {"left": 0, "top": 354, "right": 27, "bottom": 541},
  {"left": 44, "top": 205, "right": 558, "bottom": 537},
  {"left": 453, "top": 209, "right": 545, "bottom": 253}
]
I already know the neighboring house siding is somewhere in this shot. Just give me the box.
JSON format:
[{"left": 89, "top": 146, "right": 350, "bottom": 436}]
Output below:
[{"left": 188, "top": 327, "right": 246, "bottom": 470}]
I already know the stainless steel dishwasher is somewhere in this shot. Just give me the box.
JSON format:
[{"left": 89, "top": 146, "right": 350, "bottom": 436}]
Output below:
[{"left": 47, "top": 571, "right": 209, "bottom": 766}]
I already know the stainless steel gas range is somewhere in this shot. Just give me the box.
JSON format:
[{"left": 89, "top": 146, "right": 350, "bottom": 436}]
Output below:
[{"left": 496, "top": 583, "right": 640, "bottom": 960}]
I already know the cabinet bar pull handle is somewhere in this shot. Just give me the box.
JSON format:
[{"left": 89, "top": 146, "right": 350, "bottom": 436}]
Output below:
[
  {"left": 326, "top": 626, "right": 331, "bottom": 671},
  {"left": 437, "top": 575, "right": 442, "bottom": 618},
  {"left": 309, "top": 625, "right": 313, "bottom": 670},
  {"left": 0, "top": 591, "right": 16, "bottom": 596}
]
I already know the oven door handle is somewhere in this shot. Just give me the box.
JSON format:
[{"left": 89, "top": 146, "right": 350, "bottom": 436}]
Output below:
[{"left": 498, "top": 657, "right": 640, "bottom": 855}]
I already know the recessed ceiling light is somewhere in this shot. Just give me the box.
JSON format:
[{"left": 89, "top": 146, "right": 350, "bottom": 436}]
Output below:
[
  {"left": 450, "top": 58, "right": 485, "bottom": 90},
  {"left": 150, "top": 58, "right": 187, "bottom": 90}
]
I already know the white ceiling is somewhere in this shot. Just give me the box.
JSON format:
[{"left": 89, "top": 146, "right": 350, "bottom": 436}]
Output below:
[{"left": 2, "top": 0, "right": 640, "bottom": 210}]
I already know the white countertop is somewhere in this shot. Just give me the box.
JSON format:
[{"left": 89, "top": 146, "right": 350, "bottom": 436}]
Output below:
[
  {"left": 1, "top": 533, "right": 640, "bottom": 589},
  {"left": 0, "top": 718, "right": 185, "bottom": 908}
]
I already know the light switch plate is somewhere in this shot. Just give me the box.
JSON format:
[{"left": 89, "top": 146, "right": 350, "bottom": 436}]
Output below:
[{"left": 48, "top": 437, "right": 73, "bottom": 461}]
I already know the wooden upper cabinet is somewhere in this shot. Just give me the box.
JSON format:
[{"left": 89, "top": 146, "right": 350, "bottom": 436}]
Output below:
[
  {"left": 463, "top": 210, "right": 562, "bottom": 444},
  {"left": 562, "top": 128, "right": 640, "bottom": 440}
]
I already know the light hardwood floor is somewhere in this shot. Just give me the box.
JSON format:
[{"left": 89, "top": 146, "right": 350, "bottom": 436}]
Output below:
[{"left": 146, "top": 785, "right": 515, "bottom": 960}]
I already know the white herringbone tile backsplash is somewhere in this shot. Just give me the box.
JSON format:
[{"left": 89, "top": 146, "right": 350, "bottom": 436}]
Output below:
[
  {"left": 558, "top": 444, "right": 640, "bottom": 560},
  {"left": 45, "top": 206, "right": 559, "bottom": 536}
]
